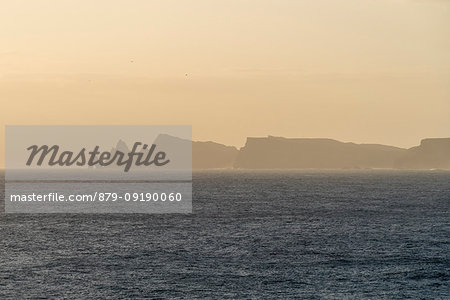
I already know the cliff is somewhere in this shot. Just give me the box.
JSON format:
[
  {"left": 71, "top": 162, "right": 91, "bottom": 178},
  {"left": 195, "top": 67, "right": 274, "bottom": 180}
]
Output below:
[
  {"left": 153, "top": 135, "right": 238, "bottom": 169},
  {"left": 234, "top": 136, "right": 407, "bottom": 169},
  {"left": 395, "top": 138, "right": 450, "bottom": 169},
  {"left": 193, "top": 141, "right": 238, "bottom": 169},
  {"left": 102, "top": 135, "right": 450, "bottom": 170}
]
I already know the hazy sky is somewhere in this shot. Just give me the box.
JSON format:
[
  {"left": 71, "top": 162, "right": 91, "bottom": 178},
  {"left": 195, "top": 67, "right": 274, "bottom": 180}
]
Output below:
[{"left": 1, "top": 0, "right": 449, "bottom": 166}]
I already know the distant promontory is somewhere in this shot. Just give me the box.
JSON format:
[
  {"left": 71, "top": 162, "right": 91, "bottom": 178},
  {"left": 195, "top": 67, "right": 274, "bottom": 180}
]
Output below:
[{"left": 194, "top": 136, "right": 450, "bottom": 170}]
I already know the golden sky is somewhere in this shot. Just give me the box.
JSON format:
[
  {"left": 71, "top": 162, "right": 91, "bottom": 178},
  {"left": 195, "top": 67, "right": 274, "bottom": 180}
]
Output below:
[{"left": 1, "top": 0, "right": 449, "bottom": 166}]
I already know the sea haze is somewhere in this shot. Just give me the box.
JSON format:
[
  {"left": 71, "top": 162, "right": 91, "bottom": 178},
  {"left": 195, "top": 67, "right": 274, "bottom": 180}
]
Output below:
[{"left": 0, "top": 170, "right": 449, "bottom": 299}]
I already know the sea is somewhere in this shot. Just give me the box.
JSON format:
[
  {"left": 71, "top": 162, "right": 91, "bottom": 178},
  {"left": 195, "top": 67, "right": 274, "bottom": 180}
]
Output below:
[{"left": 1, "top": 170, "right": 449, "bottom": 299}]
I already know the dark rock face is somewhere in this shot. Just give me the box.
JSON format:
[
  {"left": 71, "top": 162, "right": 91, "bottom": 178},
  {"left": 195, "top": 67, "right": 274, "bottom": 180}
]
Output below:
[
  {"left": 234, "top": 136, "right": 407, "bottom": 169},
  {"left": 100, "top": 136, "right": 450, "bottom": 170},
  {"left": 153, "top": 134, "right": 192, "bottom": 170},
  {"left": 395, "top": 138, "right": 450, "bottom": 170},
  {"left": 234, "top": 136, "right": 450, "bottom": 170},
  {"left": 153, "top": 135, "right": 238, "bottom": 169},
  {"left": 193, "top": 141, "right": 238, "bottom": 169}
]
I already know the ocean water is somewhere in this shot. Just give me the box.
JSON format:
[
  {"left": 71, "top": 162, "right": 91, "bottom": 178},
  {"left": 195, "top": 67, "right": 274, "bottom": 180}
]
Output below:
[{"left": 0, "top": 170, "right": 449, "bottom": 299}]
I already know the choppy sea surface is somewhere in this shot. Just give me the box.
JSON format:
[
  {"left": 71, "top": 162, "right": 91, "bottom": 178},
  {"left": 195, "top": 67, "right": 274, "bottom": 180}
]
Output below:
[{"left": 1, "top": 170, "right": 449, "bottom": 299}]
